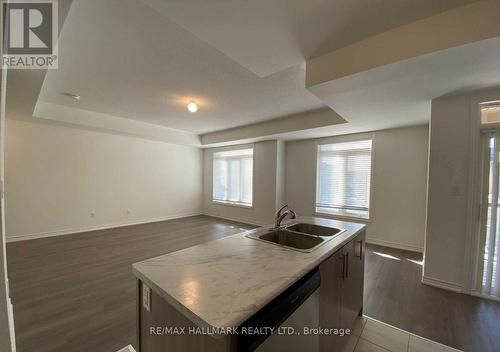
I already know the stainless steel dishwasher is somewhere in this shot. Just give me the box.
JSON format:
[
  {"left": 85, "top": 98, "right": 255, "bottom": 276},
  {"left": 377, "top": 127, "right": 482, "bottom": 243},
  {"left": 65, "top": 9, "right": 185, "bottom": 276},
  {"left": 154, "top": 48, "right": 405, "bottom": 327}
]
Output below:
[{"left": 237, "top": 269, "right": 320, "bottom": 352}]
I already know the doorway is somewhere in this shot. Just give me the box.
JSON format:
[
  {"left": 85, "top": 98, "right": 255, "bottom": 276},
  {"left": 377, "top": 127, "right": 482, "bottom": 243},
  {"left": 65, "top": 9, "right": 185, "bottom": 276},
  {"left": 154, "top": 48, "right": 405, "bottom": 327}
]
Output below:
[{"left": 476, "top": 104, "right": 500, "bottom": 301}]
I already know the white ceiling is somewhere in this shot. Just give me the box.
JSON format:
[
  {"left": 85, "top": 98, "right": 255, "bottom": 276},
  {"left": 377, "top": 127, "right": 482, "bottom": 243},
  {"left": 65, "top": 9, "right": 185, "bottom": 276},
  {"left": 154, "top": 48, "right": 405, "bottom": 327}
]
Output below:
[
  {"left": 36, "top": 0, "right": 477, "bottom": 137},
  {"left": 308, "top": 36, "right": 500, "bottom": 134},
  {"left": 140, "top": 0, "right": 476, "bottom": 77},
  {"left": 38, "top": 0, "right": 325, "bottom": 135}
]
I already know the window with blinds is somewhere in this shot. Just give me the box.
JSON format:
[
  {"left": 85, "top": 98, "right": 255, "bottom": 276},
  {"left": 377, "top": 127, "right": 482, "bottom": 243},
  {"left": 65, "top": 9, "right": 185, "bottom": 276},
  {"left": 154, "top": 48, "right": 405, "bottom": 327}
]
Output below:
[
  {"left": 316, "top": 139, "right": 373, "bottom": 219},
  {"left": 213, "top": 148, "right": 253, "bottom": 207}
]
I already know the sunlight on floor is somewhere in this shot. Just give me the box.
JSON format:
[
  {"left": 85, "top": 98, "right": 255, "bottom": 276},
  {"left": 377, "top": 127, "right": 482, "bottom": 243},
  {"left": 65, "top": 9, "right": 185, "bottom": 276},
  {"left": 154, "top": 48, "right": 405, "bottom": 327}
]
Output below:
[
  {"left": 407, "top": 258, "right": 423, "bottom": 266},
  {"left": 373, "top": 252, "right": 400, "bottom": 260}
]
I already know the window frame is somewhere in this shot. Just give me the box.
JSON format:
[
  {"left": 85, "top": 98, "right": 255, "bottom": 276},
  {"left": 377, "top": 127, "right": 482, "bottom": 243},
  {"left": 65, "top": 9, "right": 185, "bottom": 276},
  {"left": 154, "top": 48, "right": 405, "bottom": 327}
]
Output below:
[
  {"left": 211, "top": 145, "right": 255, "bottom": 209},
  {"left": 480, "top": 102, "right": 500, "bottom": 127},
  {"left": 314, "top": 134, "right": 375, "bottom": 222}
]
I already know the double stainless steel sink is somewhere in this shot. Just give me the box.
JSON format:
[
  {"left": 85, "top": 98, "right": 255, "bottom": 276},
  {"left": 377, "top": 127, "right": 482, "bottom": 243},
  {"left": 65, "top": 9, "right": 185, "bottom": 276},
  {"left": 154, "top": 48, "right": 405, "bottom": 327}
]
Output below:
[{"left": 246, "top": 223, "right": 345, "bottom": 253}]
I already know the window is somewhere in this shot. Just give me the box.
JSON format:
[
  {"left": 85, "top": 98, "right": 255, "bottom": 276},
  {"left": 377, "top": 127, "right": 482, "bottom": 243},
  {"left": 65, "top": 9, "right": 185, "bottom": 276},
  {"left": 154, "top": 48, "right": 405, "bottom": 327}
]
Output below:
[
  {"left": 213, "top": 148, "right": 253, "bottom": 207},
  {"left": 481, "top": 104, "right": 500, "bottom": 125},
  {"left": 316, "top": 139, "right": 373, "bottom": 219}
]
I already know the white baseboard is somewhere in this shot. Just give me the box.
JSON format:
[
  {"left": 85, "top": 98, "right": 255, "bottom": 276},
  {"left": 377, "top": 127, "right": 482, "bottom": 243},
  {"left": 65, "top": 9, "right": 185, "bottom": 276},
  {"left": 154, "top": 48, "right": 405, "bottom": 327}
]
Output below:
[
  {"left": 421, "top": 275, "right": 463, "bottom": 293},
  {"left": 471, "top": 291, "right": 500, "bottom": 303},
  {"left": 6, "top": 212, "right": 203, "bottom": 242},
  {"left": 365, "top": 237, "right": 423, "bottom": 253}
]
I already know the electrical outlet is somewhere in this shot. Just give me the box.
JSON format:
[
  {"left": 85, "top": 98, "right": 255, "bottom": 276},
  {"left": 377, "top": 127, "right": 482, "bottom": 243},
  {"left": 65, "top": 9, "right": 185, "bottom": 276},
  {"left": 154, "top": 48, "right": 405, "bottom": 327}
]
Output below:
[
  {"left": 143, "top": 284, "right": 151, "bottom": 312},
  {"left": 90, "top": 211, "right": 95, "bottom": 218},
  {"left": 126, "top": 210, "right": 131, "bottom": 215}
]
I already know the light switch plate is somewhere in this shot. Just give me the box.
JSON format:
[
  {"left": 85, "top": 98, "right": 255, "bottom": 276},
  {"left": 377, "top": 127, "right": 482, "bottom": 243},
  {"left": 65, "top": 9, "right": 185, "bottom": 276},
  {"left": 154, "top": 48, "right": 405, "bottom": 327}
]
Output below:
[{"left": 143, "top": 284, "right": 151, "bottom": 312}]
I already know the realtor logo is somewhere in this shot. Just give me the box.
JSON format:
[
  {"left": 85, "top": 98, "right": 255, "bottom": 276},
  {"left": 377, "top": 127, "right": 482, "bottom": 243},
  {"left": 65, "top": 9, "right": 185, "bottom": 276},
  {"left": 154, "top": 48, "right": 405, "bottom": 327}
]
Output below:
[{"left": 2, "top": 0, "right": 58, "bottom": 69}]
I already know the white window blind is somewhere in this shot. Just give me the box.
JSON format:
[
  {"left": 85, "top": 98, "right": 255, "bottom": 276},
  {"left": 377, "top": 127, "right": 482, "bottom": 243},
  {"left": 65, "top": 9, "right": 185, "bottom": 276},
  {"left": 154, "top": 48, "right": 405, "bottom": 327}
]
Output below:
[
  {"left": 316, "top": 139, "right": 373, "bottom": 219},
  {"left": 213, "top": 148, "right": 253, "bottom": 207},
  {"left": 478, "top": 131, "right": 500, "bottom": 299}
]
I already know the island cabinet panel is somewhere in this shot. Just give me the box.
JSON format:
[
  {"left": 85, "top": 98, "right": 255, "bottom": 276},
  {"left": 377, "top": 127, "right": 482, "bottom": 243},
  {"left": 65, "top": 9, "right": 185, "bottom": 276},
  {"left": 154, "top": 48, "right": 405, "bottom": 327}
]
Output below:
[
  {"left": 318, "top": 230, "right": 365, "bottom": 352},
  {"left": 137, "top": 280, "right": 235, "bottom": 352},
  {"left": 342, "top": 231, "right": 365, "bottom": 330}
]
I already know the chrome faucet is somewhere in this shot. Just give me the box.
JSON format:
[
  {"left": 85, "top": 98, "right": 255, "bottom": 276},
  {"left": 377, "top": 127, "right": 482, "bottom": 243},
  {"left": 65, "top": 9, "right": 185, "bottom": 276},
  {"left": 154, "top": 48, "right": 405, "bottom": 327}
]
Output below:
[{"left": 274, "top": 204, "right": 297, "bottom": 228}]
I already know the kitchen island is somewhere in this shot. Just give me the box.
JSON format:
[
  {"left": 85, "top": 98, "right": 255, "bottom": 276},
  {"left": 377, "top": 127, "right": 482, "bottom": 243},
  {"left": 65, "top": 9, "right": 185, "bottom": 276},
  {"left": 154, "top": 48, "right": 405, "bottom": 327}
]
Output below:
[{"left": 132, "top": 216, "right": 366, "bottom": 352}]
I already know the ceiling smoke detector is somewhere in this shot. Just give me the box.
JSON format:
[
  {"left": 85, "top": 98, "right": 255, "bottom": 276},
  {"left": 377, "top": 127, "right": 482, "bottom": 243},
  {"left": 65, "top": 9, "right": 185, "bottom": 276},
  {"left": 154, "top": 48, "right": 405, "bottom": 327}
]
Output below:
[{"left": 61, "top": 92, "right": 81, "bottom": 101}]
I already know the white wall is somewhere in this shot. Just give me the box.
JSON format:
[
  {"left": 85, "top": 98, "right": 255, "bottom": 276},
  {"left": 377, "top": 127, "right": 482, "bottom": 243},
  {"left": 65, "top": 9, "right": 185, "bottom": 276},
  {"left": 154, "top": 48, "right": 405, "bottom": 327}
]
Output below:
[
  {"left": 5, "top": 119, "right": 203, "bottom": 241},
  {"left": 203, "top": 140, "right": 282, "bottom": 226},
  {"left": 424, "top": 86, "right": 500, "bottom": 293},
  {"left": 275, "top": 140, "right": 286, "bottom": 210},
  {"left": 286, "top": 125, "right": 429, "bottom": 252},
  {"left": 8, "top": 118, "right": 429, "bottom": 253},
  {"left": 424, "top": 94, "right": 471, "bottom": 291}
]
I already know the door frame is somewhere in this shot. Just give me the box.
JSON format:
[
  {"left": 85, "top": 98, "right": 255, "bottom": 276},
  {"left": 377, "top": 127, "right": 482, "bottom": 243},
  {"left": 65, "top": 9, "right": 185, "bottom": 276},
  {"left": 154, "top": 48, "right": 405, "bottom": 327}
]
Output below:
[
  {"left": 474, "top": 128, "right": 500, "bottom": 302},
  {"left": 0, "top": 67, "right": 14, "bottom": 352},
  {"left": 0, "top": 1, "right": 15, "bottom": 349},
  {"left": 464, "top": 89, "right": 500, "bottom": 298}
]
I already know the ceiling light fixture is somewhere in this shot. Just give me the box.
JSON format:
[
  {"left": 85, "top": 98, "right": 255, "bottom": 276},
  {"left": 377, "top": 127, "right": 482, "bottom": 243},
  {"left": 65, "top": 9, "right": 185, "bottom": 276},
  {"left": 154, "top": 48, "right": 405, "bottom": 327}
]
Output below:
[{"left": 187, "top": 101, "right": 198, "bottom": 113}]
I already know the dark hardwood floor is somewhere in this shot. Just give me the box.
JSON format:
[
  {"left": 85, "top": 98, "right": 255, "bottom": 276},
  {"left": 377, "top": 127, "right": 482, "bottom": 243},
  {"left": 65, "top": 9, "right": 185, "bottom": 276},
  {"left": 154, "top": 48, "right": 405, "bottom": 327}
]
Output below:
[
  {"left": 364, "top": 244, "right": 500, "bottom": 352},
  {"left": 6, "top": 217, "right": 500, "bottom": 352},
  {"left": 6, "top": 215, "right": 256, "bottom": 352}
]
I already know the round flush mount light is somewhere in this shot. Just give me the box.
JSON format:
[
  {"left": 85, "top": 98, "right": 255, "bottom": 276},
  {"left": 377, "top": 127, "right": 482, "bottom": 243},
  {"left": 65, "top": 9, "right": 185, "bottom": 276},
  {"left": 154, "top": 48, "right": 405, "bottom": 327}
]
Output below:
[{"left": 187, "top": 101, "right": 198, "bottom": 113}]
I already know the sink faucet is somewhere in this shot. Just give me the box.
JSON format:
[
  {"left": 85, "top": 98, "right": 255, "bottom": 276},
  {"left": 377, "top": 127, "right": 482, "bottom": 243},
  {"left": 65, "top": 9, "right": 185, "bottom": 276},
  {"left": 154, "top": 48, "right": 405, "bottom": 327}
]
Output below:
[{"left": 274, "top": 204, "right": 297, "bottom": 228}]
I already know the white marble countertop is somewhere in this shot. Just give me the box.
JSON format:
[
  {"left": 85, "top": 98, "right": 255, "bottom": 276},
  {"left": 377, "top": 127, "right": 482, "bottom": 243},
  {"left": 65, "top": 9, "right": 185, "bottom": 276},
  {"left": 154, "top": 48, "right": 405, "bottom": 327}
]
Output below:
[{"left": 132, "top": 216, "right": 365, "bottom": 333}]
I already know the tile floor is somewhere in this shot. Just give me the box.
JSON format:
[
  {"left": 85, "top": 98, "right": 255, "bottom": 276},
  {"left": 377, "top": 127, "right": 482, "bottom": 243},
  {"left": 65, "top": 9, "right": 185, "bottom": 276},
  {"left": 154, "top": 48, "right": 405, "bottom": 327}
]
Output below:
[{"left": 346, "top": 316, "right": 463, "bottom": 352}]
